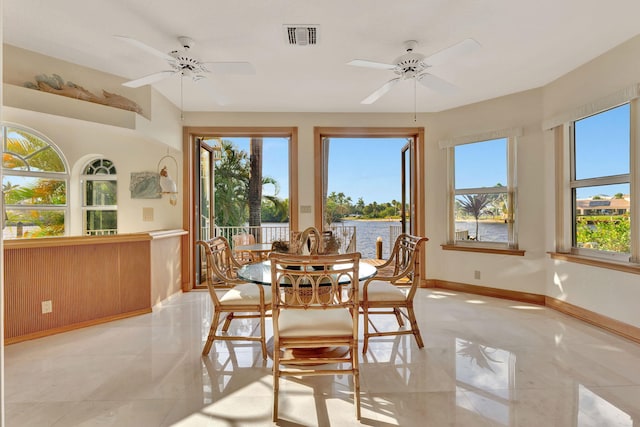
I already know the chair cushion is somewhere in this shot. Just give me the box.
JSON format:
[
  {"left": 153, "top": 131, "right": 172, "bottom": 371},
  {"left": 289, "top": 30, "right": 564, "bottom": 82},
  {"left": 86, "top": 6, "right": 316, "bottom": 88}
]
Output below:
[
  {"left": 360, "top": 280, "right": 407, "bottom": 302},
  {"left": 278, "top": 309, "right": 354, "bottom": 337},
  {"left": 220, "top": 283, "right": 271, "bottom": 305}
]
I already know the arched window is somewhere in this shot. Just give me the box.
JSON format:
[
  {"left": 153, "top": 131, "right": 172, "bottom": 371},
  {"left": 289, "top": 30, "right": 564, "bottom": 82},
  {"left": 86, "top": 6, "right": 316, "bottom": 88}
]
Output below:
[
  {"left": 2, "top": 125, "right": 69, "bottom": 239},
  {"left": 82, "top": 158, "right": 117, "bottom": 235}
]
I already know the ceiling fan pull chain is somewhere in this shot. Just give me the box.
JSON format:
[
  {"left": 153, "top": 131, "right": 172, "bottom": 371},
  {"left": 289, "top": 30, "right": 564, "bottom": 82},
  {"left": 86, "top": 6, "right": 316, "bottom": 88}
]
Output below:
[
  {"left": 414, "top": 78, "right": 417, "bottom": 122},
  {"left": 180, "top": 73, "right": 184, "bottom": 121}
]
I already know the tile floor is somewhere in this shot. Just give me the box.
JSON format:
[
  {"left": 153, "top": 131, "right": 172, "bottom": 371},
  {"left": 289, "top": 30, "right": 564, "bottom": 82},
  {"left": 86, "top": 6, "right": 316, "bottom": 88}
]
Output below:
[{"left": 4, "top": 288, "right": 640, "bottom": 426}]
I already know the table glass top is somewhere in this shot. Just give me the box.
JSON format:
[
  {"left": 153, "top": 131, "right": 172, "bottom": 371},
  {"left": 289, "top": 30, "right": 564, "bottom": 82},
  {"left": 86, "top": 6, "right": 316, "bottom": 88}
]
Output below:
[
  {"left": 234, "top": 243, "right": 273, "bottom": 252},
  {"left": 237, "top": 260, "right": 377, "bottom": 285}
]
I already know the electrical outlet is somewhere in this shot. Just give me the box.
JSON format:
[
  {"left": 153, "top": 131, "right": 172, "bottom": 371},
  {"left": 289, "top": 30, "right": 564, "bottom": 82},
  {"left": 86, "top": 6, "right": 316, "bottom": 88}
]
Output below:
[
  {"left": 41, "top": 300, "right": 52, "bottom": 314},
  {"left": 474, "top": 270, "right": 481, "bottom": 280}
]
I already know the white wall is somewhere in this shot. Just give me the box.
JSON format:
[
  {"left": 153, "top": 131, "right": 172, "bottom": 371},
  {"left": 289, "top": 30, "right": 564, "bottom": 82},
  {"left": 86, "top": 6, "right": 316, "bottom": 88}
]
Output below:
[
  {"left": 185, "top": 91, "right": 549, "bottom": 297},
  {"left": 4, "top": 32, "right": 640, "bottom": 329},
  {"left": 2, "top": 44, "right": 184, "bottom": 235},
  {"left": 425, "top": 89, "right": 547, "bottom": 295},
  {"left": 541, "top": 34, "right": 640, "bottom": 327},
  {"left": 2, "top": 107, "right": 183, "bottom": 234},
  {"left": 185, "top": 35, "right": 640, "bottom": 329}
]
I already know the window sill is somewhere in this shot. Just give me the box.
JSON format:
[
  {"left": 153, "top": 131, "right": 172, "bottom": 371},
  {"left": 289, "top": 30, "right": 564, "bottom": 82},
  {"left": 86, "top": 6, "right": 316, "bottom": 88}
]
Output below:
[
  {"left": 441, "top": 244, "right": 525, "bottom": 256},
  {"left": 549, "top": 252, "right": 640, "bottom": 275}
]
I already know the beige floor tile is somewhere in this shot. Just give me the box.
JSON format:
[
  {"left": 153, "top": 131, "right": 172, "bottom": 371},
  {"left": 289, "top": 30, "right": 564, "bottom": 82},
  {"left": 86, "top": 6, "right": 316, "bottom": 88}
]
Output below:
[{"left": 5, "top": 289, "right": 640, "bottom": 426}]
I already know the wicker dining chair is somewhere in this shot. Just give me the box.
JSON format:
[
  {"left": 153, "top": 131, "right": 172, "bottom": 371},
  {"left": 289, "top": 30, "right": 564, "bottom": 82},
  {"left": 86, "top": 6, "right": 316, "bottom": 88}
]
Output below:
[
  {"left": 196, "top": 236, "right": 271, "bottom": 359},
  {"left": 231, "top": 232, "right": 257, "bottom": 264},
  {"left": 291, "top": 226, "right": 321, "bottom": 255},
  {"left": 269, "top": 251, "right": 362, "bottom": 421},
  {"left": 360, "top": 233, "right": 429, "bottom": 354}
]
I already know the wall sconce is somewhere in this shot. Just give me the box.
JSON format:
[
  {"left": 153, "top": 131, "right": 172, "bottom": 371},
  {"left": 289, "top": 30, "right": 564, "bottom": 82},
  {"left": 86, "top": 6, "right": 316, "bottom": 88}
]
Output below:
[{"left": 158, "top": 154, "right": 178, "bottom": 206}]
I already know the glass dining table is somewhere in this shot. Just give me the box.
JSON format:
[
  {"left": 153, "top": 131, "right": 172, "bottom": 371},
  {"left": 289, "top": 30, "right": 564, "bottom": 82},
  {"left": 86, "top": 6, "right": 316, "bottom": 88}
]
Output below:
[
  {"left": 236, "top": 259, "right": 378, "bottom": 285},
  {"left": 234, "top": 243, "right": 273, "bottom": 262}
]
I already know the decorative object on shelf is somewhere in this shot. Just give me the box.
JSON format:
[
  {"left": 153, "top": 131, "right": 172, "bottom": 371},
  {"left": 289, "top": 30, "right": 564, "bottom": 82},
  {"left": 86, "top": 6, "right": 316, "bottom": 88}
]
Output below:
[
  {"left": 130, "top": 172, "right": 161, "bottom": 199},
  {"left": 157, "top": 153, "right": 179, "bottom": 206},
  {"left": 23, "top": 73, "right": 143, "bottom": 114},
  {"left": 271, "top": 240, "right": 290, "bottom": 253},
  {"left": 320, "top": 231, "right": 341, "bottom": 255}
]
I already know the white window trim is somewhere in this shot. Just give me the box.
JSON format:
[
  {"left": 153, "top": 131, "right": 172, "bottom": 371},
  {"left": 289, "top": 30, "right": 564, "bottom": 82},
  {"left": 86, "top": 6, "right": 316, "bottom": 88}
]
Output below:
[
  {"left": 2, "top": 124, "right": 70, "bottom": 237},
  {"left": 443, "top": 131, "right": 520, "bottom": 250},
  {"left": 81, "top": 158, "right": 118, "bottom": 236},
  {"left": 543, "top": 83, "right": 640, "bottom": 131},
  {"left": 554, "top": 98, "right": 639, "bottom": 264}
]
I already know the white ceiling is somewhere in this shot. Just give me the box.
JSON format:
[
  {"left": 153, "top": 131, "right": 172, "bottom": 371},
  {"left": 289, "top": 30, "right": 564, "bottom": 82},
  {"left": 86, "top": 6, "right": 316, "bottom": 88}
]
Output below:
[{"left": 4, "top": 0, "right": 640, "bottom": 113}]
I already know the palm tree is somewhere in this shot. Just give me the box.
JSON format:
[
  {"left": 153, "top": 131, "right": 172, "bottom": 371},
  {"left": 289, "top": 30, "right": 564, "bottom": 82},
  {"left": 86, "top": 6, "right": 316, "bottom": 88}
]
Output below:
[
  {"left": 262, "top": 176, "right": 288, "bottom": 222},
  {"left": 457, "top": 194, "right": 492, "bottom": 240},
  {"left": 3, "top": 128, "right": 67, "bottom": 237},
  {"left": 248, "top": 138, "right": 263, "bottom": 241},
  {"left": 214, "top": 141, "right": 250, "bottom": 227},
  {"left": 215, "top": 140, "right": 287, "bottom": 228}
]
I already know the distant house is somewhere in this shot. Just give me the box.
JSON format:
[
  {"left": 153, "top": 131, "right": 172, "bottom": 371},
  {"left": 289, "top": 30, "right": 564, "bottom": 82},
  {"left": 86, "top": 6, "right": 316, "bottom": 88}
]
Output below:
[{"left": 575, "top": 196, "right": 630, "bottom": 215}]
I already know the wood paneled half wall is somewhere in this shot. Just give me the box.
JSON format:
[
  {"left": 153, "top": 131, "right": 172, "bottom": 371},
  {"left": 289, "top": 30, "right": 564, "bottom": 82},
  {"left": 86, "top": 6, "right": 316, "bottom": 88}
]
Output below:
[{"left": 4, "top": 230, "right": 185, "bottom": 344}]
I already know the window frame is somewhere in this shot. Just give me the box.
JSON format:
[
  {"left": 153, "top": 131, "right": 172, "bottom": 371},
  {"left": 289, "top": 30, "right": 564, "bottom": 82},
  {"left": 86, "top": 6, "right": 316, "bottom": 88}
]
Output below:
[
  {"left": 313, "top": 127, "right": 425, "bottom": 237},
  {"left": 81, "top": 158, "right": 118, "bottom": 236},
  {"left": 183, "top": 126, "right": 299, "bottom": 291},
  {"left": 558, "top": 101, "right": 637, "bottom": 264},
  {"left": 444, "top": 134, "right": 520, "bottom": 253},
  {"left": 1, "top": 124, "right": 70, "bottom": 239}
]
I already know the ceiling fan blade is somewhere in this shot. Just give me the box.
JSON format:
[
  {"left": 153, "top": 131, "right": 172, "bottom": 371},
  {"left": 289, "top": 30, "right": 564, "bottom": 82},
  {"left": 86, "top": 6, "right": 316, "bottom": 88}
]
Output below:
[
  {"left": 347, "top": 59, "right": 396, "bottom": 70},
  {"left": 423, "top": 38, "right": 481, "bottom": 67},
  {"left": 361, "top": 77, "right": 401, "bottom": 104},
  {"left": 122, "top": 70, "right": 176, "bottom": 88},
  {"left": 202, "top": 62, "right": 255, "bottom": 75},
  {"left": 114, "top": 35, "right": 175, "bottom": 62},
  {"left": 417, "top": 73, "right": 458, "bottom": 95}
]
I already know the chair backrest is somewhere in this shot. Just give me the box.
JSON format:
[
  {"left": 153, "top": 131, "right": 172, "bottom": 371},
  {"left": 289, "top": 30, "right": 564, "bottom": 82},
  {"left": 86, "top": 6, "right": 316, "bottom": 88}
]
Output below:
[
  {"left": 269, "top": 252, "right": 361, "bottom": 310},
  {"left": 383, "top": 233, "right": 429, "bottom": 292},
  {"left": 196, "top": 237, "right": 244, "bottom": 300},
  {"left": 232, "top": 232, "right": 256, "bottom": 247},
  {"left": 291, "top": 226, "right": 321, "bottom": 255}
]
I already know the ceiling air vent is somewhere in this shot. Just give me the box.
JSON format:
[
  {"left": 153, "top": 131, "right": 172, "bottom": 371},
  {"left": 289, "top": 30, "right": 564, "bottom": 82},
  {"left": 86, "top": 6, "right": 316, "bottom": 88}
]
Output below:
[{"left": 284, "top": 25, "right": 319, "bottom": 46}]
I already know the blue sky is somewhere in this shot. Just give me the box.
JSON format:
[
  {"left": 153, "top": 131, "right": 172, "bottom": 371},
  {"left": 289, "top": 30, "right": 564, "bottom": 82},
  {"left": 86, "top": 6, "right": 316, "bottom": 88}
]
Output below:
[
  {"left": 574, "top": 103, "right": 629, "bottom": 198},
  {"left": 455, "top": 138, "right": 506, "bottom": 189},
  {"left": 326, "top": 138, "right": 407, "bottom": 204},
  {"left": 231, "top": 137, "right": 408, "bottom": 204},
  {"left": 231, "top": 137, "right": 290, "bottom": 198}
]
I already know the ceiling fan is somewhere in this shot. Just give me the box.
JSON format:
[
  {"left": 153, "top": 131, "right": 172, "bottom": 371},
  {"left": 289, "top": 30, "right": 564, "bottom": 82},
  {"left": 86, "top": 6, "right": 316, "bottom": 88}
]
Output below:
[
  {"left": 347, "top": 38, "right": 480, "bottom": 104},
  {"left": 115, "top": 35, "right": 255, "bottom": 88}
]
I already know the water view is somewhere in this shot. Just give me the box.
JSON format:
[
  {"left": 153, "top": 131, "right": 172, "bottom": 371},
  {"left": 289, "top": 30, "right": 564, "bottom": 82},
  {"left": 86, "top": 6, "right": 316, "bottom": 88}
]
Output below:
[
  {"left": 338, "top": 220, "right": 401, "bottom": 259},
  {"left": 454, "top": 221, "right": 508, "bottom": 243},
  {"left": 259, "top": 220, "right": 508, "bottom": 259}
]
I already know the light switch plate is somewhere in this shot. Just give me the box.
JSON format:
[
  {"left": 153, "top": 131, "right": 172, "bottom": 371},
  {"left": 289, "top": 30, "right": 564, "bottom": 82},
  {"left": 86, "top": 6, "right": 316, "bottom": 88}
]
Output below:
[{"left": 143, "top": 207, "right": 154, "bottom": 221}]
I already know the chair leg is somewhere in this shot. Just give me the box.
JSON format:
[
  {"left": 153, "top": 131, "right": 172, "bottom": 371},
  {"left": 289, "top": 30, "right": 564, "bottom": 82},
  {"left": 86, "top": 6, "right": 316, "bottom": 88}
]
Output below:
[
  {"left": 260, "top": 309, "right": 267, "bottom": 360},
  {"left": 393, "top": 307, "right": 404, "bottom": 327},
  {"left": 353, "top": 346, "right": 361, "bottom": 420},
  {"left": 406, "top": 305, "right": 424, "bottom": 348},
  {"left": 362, "top": 307, "right": 370, "bottom": 354},
  {"left": 202, "top": 310, "right": 221, "bottom": 356},
  {"left": 221, "top": 312, "right": 234, "bottom": 332},
  {"left": 272, "top": 340, "right": 280, "bottom": 422}
]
